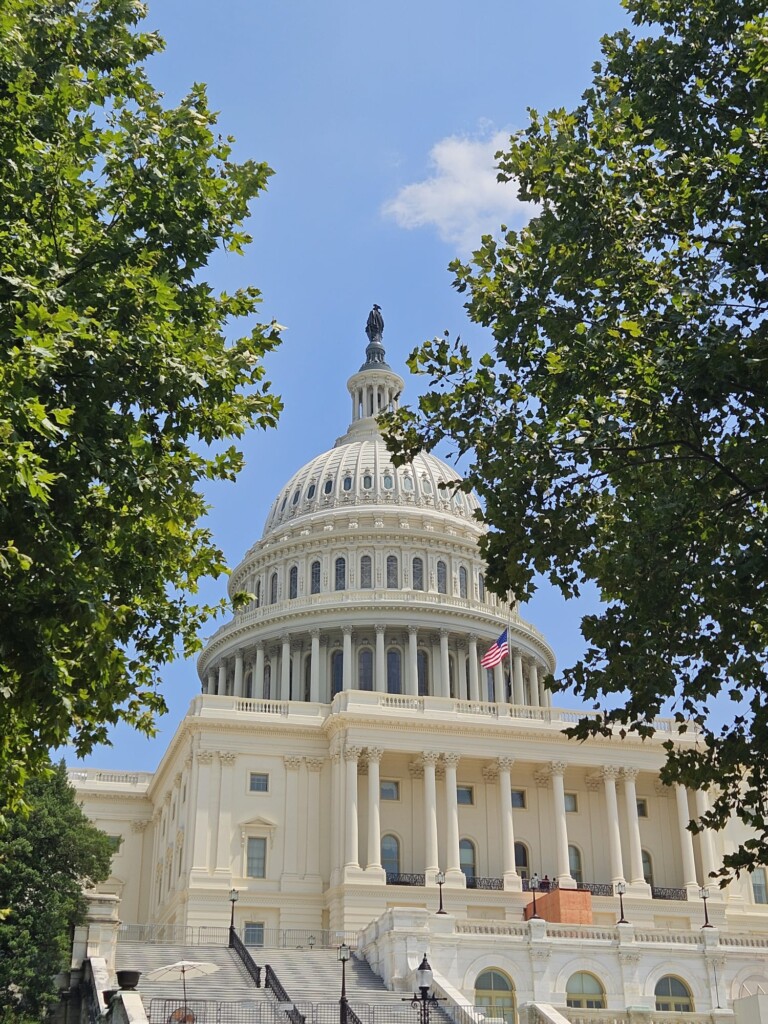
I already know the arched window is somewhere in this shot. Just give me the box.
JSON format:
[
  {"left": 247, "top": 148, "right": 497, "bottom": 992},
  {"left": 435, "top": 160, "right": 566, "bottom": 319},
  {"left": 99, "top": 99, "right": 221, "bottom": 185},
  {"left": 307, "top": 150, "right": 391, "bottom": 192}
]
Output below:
[
  {"left": 514, "top": 842, "right": 529, "bottom": 880},
  {"left": 459, "top": 566, "right": 468, "bottom": 599},
  {"left": 475, "top": 970, "right": 515, "bottom": 1024},
  {"left": 422, "top": 477, "right": 432, "bottom": 494},
  {"left": 642, "top": 849, "right": 654, "bottom": 887},
  {"left": 289, "top": 565, "right": 298, "bottom": 600},
  {"left": 292, "top": 489, "right": 300, "bottom": 506},
  {"left": 307, "top": 483, "right": 316, "bottom": 499},
  {"left": 334, "top": 557, "right": 346, "bottom": 591},
  {"left": 363, "top": 473, "right": 373, "bottom": 490},
  {"left": 331, "top": 651, "right": 344, "bottom": 697},
  {"left": 386, "top": 555, "right": 399, "bottom": 588},
  {"left": 310, "top": 560, "right": 321, "bottom": 595},
  {"left": 460, "top": 839, "right": 476, "bottom": 881},
  {"left": 383, "top": 473, "right": 394, "bottom": 490},
  {"left": 655, "top": 977, "right": 694, "bottom": 1012},
  {"left": 303, "top": 655, "right": 311, "bottom": 702},
  {"left": 255, "top": 579, "right": 261, "bottom": 608},
  {"left": 323, "top": 478, "right": 333, "bottom": 495},
  {"left": 752, "top": 867, "right": 768, "bottom": 904},
  {"left": 403, "top": 476, "right": 413, "bottom": 492},
  {"left": 269, "top": 572, "right": 278, "bottom": 604},
  {"left": 342, "top": 475, "right": 352, "bottom": 491},
  {"left": 387, "top": 649, "right": 402, "bottom": 694},
  {"left": 412, "top": 557, "right": 424, "bottom": 591},
  {"left": 417, "top": 650, "right": 429, "bottom": 696},
  {"left": 568, "top": 844, "right": 583, "bottom": 885},
  {"left": 358, "top": 649, "right": 373, "bottom": 691},
  {"left": 478, "top": 573, "right": 486, "bottom": 601},
  {"left": 566, "top": 973, "right": 606, "bottom": 1009},
  {"left": 486, "top": 668, "right": 495, "bottom": 702},
  {"left": 263, "top": 663, "right": 271, "bottom": 700},
  {"left": 360, "top": 555, "right": 372, "bottom": 589},
  {"left": 381, "top": 834, "right": 400, "bottom": 875},
  {"left": 437, "top": 560, "right": 447, "bottom": 594},
  {"left": 244, "top": 671, "right": 253, "bottom": 699}
]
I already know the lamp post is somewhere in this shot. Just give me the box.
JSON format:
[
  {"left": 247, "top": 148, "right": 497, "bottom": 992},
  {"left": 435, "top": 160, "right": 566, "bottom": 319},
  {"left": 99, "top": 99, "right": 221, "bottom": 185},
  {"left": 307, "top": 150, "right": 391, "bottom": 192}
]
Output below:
[
  {"left": 402, "top": 954, "right": 444, "bottom": 1024},
  {"left": 616, "top": 881, "right": 628, "bottom": 924},
  {"left": 338, "top": 943, "right": 351, "bottom": 1024},
  {"left": 436, "top": 871, "right": 446, "bottom": 915},
  {"left": 228, "top": 889, "right": 239, "bottom": 947},
  {"left": 699, "top": 886, "right": 713, "bottom": 928},
  {"left": 529, "top": 873, "right": 541, "bottom": 919}
]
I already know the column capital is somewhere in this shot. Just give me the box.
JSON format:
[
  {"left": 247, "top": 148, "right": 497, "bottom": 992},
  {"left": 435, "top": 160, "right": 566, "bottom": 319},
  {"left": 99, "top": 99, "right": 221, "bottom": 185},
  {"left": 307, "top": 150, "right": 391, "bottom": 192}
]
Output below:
[
  {"left": 422, "top": 751, "right": 441, "bottom": 766},
  {"left": 601, "top": 765, "right": 621, "bottom": 781},
  {"left": 408, "top": 624, "right": 419, "bottom": 636},
  {"left": 284, "top": 756, "right": 302, "bottom": 770},
  {"left": 408, "top": 761, "right": 424, "bottom": 779},
  {"left": 342, "top": 625, "right": 353, "bottom": 636},
  {"left": 444, "top": 753, "right": 460, "bottom": 769},
  {"left": 375, "top": 624, "right": 385, "bottom": 635},
  {"left": 497, "top": 756, "right": 515, "bottom": 772},
  {"left": 367, "top": 747, "right": 384, "bottom": 764},
  {"left": 280, "top": 632, "right": 290, "bottom": 644},
  {"left": 439, "top": 628, "right": 449, "bottom": 639},
  {"left": 345, "top": 745, "right": 362, "bottom": 762},
  {"left": 305, "top": 757, "right": 324, "bottom": 772},
  {"left": 255, "top": 639, "right": 264, "bottom": 651},
  {"left": 549, "top": 760, "right": 567, "bottom": 776},
  {"left": 310, "top": 628, "right": 320, "bottom": 639},
  {"left": 197, "top": 750, "right": 214, "bottom": 765},
  {"left": 468, "top": 633, "right": 479, "bottom": 643},
  {"left": 219, "top": 752, "right": 236, "bottom": 766},
  {"left": 622, "top": 767, "right": 640, "bottom": 781}
]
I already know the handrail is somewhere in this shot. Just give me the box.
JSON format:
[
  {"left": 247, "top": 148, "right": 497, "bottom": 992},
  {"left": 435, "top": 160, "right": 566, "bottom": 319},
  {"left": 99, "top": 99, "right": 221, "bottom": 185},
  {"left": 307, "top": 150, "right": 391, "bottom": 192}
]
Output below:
[
  {"left": 265, "top": 965, "right": 306, "bottom": 1024},
  {"left": 229, "top": 929, "right": 262, "bottom": 987}
]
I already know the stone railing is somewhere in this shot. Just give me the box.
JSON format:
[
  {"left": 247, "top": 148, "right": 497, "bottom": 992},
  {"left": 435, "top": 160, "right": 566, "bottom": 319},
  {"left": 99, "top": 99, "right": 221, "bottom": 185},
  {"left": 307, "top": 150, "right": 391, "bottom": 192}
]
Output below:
[{"left": 67, "top": 769, "right": 153, "bottom": 787}]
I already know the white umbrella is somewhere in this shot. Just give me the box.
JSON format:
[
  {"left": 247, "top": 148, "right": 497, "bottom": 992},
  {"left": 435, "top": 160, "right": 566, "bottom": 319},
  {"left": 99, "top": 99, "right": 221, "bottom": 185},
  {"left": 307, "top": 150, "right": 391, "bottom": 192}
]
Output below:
[{"left": 145, "top": 961, "right": 220, "bottom": 1013}]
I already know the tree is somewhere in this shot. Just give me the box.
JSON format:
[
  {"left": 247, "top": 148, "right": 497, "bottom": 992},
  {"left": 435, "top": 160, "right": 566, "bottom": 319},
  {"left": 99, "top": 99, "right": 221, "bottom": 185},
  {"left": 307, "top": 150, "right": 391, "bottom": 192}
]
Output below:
[
  {"left": 0, "top": 0, "right": 282, "bottom": 810},
  {"left": 385, "top": 0, "right": 768, "bottom": 875},
  {"left": 0, "top": 763, "right": 113, "bottom": 1021}
]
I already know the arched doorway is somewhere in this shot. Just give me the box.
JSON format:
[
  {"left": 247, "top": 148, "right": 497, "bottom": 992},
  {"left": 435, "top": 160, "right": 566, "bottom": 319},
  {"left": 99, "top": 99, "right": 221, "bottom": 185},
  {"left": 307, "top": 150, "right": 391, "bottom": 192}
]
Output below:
[{"left": 475, "top": 969, "right": 516, "bottom": 1024}]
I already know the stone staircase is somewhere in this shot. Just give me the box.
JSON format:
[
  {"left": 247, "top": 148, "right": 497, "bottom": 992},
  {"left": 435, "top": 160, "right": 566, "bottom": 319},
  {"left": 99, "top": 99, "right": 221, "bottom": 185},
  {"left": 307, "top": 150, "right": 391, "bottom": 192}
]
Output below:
[{"left": 257, "top": 947, "right": 408, "bottom": 1009}]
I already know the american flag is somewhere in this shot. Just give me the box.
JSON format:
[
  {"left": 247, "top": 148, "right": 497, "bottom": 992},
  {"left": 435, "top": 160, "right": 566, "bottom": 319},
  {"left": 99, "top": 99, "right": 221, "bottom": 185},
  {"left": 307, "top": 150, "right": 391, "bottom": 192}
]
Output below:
[{"left": 481, "top": 628, "right": 509, "bottom": 668}]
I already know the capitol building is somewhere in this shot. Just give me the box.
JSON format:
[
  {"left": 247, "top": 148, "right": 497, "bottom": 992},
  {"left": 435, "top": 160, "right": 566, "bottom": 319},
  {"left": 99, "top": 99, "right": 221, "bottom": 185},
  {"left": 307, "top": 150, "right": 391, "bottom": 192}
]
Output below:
[{"left": 72, "top": 311, "right": 768, "bottom": 1024}]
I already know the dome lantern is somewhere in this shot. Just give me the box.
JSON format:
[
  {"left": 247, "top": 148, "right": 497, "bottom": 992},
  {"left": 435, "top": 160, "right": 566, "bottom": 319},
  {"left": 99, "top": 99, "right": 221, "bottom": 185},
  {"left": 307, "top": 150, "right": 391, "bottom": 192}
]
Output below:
[{"left": 338, "top": 305, "right": 405, "bottom": 446}]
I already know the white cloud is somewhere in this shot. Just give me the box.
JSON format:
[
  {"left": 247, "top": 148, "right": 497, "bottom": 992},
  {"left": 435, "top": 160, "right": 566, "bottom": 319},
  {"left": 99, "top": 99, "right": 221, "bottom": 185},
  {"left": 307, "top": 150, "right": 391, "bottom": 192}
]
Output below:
[{"left": 382, "top": 130, "right": 532, "bottom": 252}]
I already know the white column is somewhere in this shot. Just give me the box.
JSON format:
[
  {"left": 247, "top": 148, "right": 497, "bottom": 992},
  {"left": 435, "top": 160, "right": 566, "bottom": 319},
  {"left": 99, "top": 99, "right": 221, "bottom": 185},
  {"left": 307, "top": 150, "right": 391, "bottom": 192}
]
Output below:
[
  {"left": 305, "top": 758, "right": 323, "bottom": 878},
  {"left": 494, "top": 663, "right": 504, "bottom": 702},
  {"left": 310, "top": 630, "right": 320, "bottom": 703},
  {"left": 498, "top": 757, "right": 521, "bottom": 889},
  {"left": 468, "top": 636, "right": 480, "bottom": 702},
  {"left": 512, "top": 650, "right": 525, "bottom": 705},
  {"left": 233, "top": 651, "right": 244, "bottom": 697},
  {"left": 192, "top": 750, "right": 213, "bottom": 870},
  {"left": 291, "top": 646, "right": 302, "bottom": 701},
  {"left": 344, "top": 746, "right": 361, "bottom": 869},
  {"left": 217, "top": 661, "right": 227, "bottom": 696},
  {"left": 676, "top": 784, "right": 699, "bottom": 888},
  {"left": 622, "top": 768, "right": 648, "bottom": 887},
  {"left": 329, "top": 744, "right": 342, "bottom": 886},
  {"left": 602, "top": 767, "right": 625, "bottom": 883},
  {"left": 528, "top": 660, "right": 540, "bottom": 706},
  {"left": 283, "top": 756, "right": 301, "bottom": 877},
  {"left": 254, "top": 642, "right": 265, "bottom": 699},
  {"left": 408, "top": 626, "right": 419, "bottom": 697},
  {"left": 215, "top": 752, "right": 236, "bottom": 873},
  {"left": 551, "top": 761, "right": 575, "bottom": 884},
  {"left": 375, "top": 625, "right": 386, "bottom": 693},
  {"left": 695, "top": 789, "right": 717, "bottom": 884},
  {"left": 444, "top": 753, "right": 463, "bottom": 883},
  {"left": 280, "top": 635, "right": 291, "bottom": 701},
  {"left": 439, "top": 630, "right": 450, "bottom": 698},
  {"left": 342, "top": 627, "right": 352, "bottom": 691},
  {"left": 423, "top": 752, "right": 440, "bottom": 875},
  {"left": 456, "top": 644, "right": 467, "bottom": 700},
  {"left": 366, "top": 748, "right": 383, "bottom": 873},
  {"left": 206, "top": 669, "right": 215, "bottom": 695}
]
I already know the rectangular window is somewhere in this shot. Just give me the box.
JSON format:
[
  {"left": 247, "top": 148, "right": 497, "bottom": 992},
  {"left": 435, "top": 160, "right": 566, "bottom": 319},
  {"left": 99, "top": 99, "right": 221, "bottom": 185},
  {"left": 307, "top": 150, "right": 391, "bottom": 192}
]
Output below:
[
  {"left": 380, "top": 780, "right": 400, "bottom": 801},
  {"left": 636, "top": 798, "right": 648, "bottom": 817},
  {"left": 107, "top": 835, "right": 122, "bottom": 854},
  {"left": 511, "top": 789, "right": 526, "bottom": 809},
  {"left": 249, "top": 772, "right": 269, "bottom": 793},
  {"left": 246, "top": 837, "right": 267, "bottom": 878},
  {"left": 244, "top": 922, "right": 265, "bottom": 946},
  {"left": 564, "top": 793, "right": 578, "bottom": 812},
  {"left": 457, "top": 785, "right": 474, "bottom": 805},
  {"left": 752, "top": 868, "right": 768, "bottom": 905}
]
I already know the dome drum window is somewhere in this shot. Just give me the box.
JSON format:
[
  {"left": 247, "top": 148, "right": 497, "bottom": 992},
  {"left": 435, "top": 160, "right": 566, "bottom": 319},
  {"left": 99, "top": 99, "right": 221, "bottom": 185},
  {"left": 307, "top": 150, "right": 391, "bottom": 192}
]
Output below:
[
  {"left": 324, "top": 479, "right": 333, "bottom": 495},
  {"left": 343, "top": 475, "right": 353, "bottom": 492},
  {"left": 307, "top": 483, "right": 316, "bottom": 499},
  {"left": 383, "top": 473, "right": 394, "bottom": 490}
]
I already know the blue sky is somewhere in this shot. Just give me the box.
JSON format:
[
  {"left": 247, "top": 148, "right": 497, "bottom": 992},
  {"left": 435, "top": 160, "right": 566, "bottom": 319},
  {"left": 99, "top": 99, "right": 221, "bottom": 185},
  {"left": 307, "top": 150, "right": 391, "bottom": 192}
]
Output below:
[{"left": 69, "top": 0, "right": 635, "bottom": 771}]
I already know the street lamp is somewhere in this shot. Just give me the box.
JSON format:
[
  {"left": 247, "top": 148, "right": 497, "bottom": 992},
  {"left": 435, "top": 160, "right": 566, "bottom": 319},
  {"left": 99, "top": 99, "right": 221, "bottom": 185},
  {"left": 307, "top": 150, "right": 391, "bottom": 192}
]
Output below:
[
  {"left": 402, "top": 954, "right": 444, "bottom": 1024},
  {"left": 699, "top": 886, "right": 713, "bottom": 928},
  {"left": 338, "top": 943, "right": 351, "bottom": 1024},
  {"left": 435, "top": 871, "right": 446, "bottom": 915},
  {"left": 529, "top": 873, "right": 541, "bottom": 919},
  {"left": 228, "top": 888, "right": 239, "bottom": 947},
  {"left": 616, "top": 881, "right": 628, "bottom": 924}
]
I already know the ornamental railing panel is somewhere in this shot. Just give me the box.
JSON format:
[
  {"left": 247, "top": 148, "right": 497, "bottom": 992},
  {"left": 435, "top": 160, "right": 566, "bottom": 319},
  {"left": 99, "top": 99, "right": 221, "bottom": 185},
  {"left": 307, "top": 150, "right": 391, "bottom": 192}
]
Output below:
[
  {"left": 386, "top": 872, "right": 426, "bottom": 886},
  {"left": 465, "top": 876, "right": 504, "bottom": 890},
  {"left": 651, "top": 886, "right": 688, "bottom": 901}
]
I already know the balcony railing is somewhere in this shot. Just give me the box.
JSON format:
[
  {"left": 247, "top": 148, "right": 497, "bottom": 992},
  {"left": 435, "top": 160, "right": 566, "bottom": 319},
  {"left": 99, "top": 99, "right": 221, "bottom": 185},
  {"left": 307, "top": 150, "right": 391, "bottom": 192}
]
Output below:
[
  {"left": 651, "top": 886, "right": 688, "bottom": 901},
  {"left": 466, "top": 876, "right": 504, "bottom": 890},
  {"left": 385, "top": 872, "right": 425, "bottom": 886}
]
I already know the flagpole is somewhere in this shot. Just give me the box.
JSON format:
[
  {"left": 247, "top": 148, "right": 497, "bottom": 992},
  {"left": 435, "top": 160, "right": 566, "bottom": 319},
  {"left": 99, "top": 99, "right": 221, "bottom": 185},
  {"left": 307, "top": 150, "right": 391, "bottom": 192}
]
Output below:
[{"left": 507, "top": 593, "right": 513, "bottom": 702}]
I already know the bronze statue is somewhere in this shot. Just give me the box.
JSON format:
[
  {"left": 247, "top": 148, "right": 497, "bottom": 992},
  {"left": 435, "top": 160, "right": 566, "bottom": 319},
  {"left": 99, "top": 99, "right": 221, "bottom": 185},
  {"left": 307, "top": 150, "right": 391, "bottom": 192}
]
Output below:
[{"left": 365, "top": 304, "right": 384, "bottom": 343}]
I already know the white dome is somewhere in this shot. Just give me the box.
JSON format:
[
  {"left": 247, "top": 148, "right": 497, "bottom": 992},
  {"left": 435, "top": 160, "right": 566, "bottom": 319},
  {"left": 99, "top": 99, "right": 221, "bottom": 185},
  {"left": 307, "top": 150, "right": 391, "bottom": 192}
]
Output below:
[{"left": 262, "top": 439, "right": 482, "bottom": 539}]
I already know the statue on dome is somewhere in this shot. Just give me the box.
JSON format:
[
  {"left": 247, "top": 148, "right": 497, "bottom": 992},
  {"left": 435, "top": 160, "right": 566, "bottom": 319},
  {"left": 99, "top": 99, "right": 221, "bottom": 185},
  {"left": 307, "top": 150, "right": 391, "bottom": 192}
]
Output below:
[{"left": 365, "top": 304, "right": 384, "bottom": 343}]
